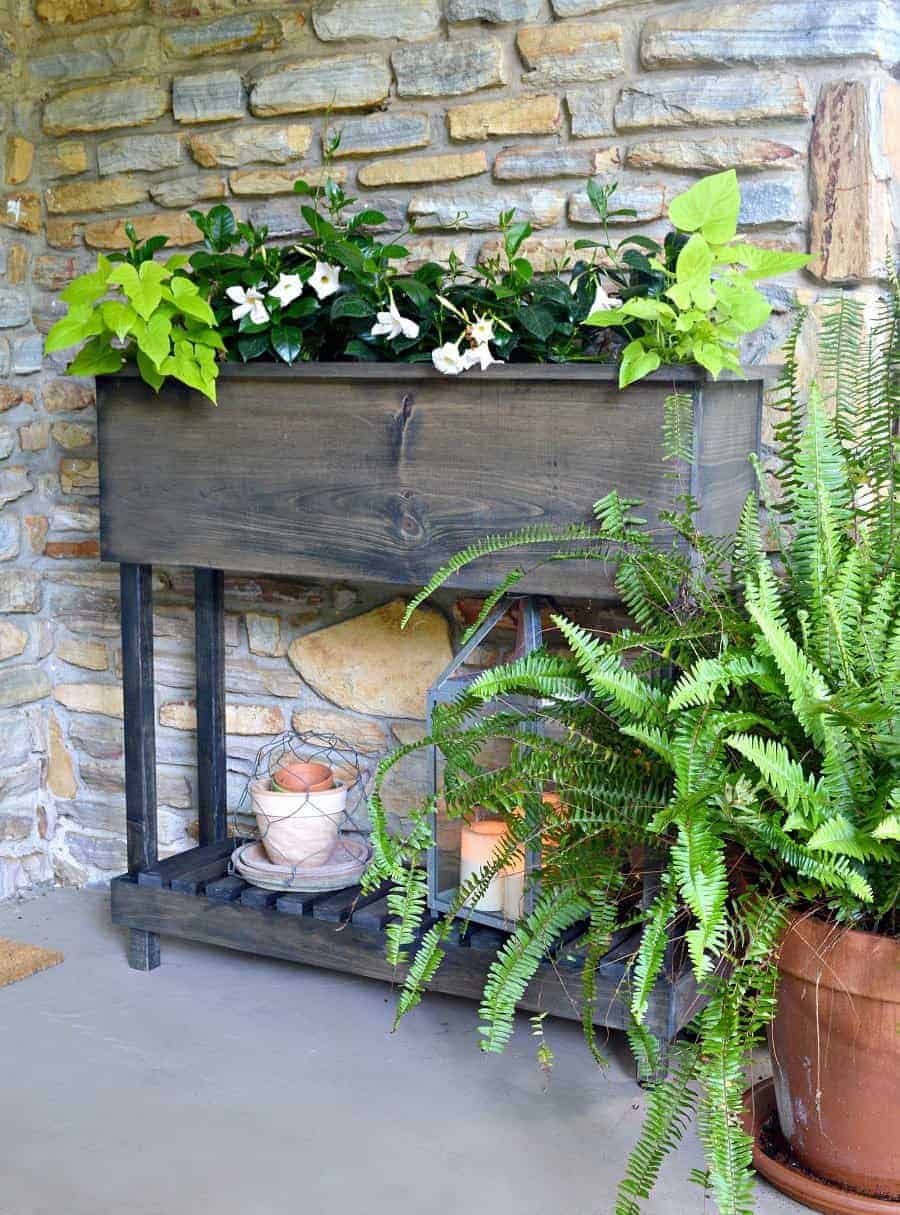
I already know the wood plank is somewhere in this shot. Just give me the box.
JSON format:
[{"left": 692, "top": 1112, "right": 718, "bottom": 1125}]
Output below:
[
  {"left": 137, "top": 839, "right": 237, "bottom": 889},
  {"left": 194, "top": 568, "right": 227, "bottom": 846},
  {"left": 312, "top": 881, "right": 393, "bottom": 925},
  {"left": 275, "top": 890, "right": 333, "bottom": 917},
  {"left": 240, "top": 886, "right": 280, "bottom": 910},
  {"left": 205, "top": 875, "right": 246, "bottom": 903},
  {"left": 110, "top": 877, "right": 665, "bottom": 1031},
  {"left": 170, "top": 851, "right": 232, "bottom": 895},
  {"left": 97, "top": 368, "right": 763, "bottom": 596},
  {"left": 350, "top": 896, "right": 393, "bottom": 933}
]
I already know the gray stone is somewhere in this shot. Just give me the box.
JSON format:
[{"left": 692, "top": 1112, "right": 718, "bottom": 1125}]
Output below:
[
  {"left": 448, "top": 0, "right": 541, "bottom": 22},
  {"left": 641, "top": 1, "right": 900, "bottom": 68},
  {"left": 409, "top": 186, "right": 565, "bottom": 229},
  {"left": 0, "top": 468, "right": 32, "bottom": 508},
  {"left": 552, "top": 0, "right": 651, "bottom": 12},
  {"left": 0, "top": 340, "right": 8, "bottom": 378},
  {"left": 29, "top": 27, "right": 157, "bottom": 83},
  {"left": 67, "top": 717, "right": 123, "bottom": 761},
  {"left": 63, "top": 830, "right": 126, "bottom": 871},
  {"left": 0, "top": 710, "right": 33, "bottom": 767},
  {"left": 97, "top": 133, "right": 184, "bottom": 176},
  {"left": 0, "top": 758, "right": 41, "bottom": 803},
  {"left": 12, "top": 335, "right": 43, "bottom": 373},
  {"left": 173, "top": 71, "right": 245, "bottom": 124},
  {"left": 251, "top": 54, "right": 391, "bottom": 116},
  {"left": 313, "top": 0, "right": 440, "bottom": 41},
  {"left": 43, "top": 79, "right": 168, "bottom": 136},
  {"left": 626, "top": 137, "right": 805, "bottom": 174},
  {"left": 0, "top": 427, "right": 13, "bottom": 460},
  {"left": 566, "top": 88, "right": 614, "bottom": 138},
  {"left": 569, "top": 183, "right": 665, "bottom": 224},
  {"left": 330, "top": 112, "right": 430, "bottom": 157},
  {"left": 0, "top": 665, "right": 51, "bottom": 709},
  {"left": 50, "top": 505, "right": 99, "bottom": 532},
  {"left": 738, "top": 178, "right": 805, "bottom": 228},
  {"left": 0, "top": 513, "right": 19, "bottom": 560},
  {"left": 517, "top": 22, "right": 623, "bottom": 86},
  {"left": 0, "top": 289, "right": 30, "bottom": 328},
  {"left": 494, "top": 144, "right": 617, "bottom": 181},
  {"left": 163, "top": 14, "right": 282, "bottom": 58},
  {"left": 80, "top": 759, "right": 192, "bottom": 809},
  {"left": 0, "top": 807, "right": 33, "bottom": 843},
  {"left": 245, "top": 612, "right": 283, "bottom": 657},
  {"left": 0, "top": 570, "right": 40, "bottom": 612},
  {"left": 150, "top": 174, "right": 226, "bottom": 208},
  {"left": 188, "top": 123, "right": 312, "bottom": 168},
  {"left": 614, "top": 73, "right": 811, "bottom": 131},
  {"left": 393, "top": 38, "right": 504, "bottom": 97}
]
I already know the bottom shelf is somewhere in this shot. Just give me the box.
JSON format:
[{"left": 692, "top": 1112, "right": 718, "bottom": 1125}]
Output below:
[{"left": 110, "top": 841, "right": 698, "bottom": 1050}]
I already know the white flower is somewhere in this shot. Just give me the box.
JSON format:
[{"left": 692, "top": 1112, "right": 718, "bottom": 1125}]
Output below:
[
  {"left": 371, "top": 296, "right": 420, "bottom": 341},
  {"left": 469, "top": 315, "right": 495, "bottom": 345},
  {"left": 588, "top": 283, "right": 619, "bottom": 315},
  {"left": 431, "top": 341, "right": 468, "bottom": 375},
  {"left": 268, "top": 273, "right": 304, "bottom": 307},
  {"left": 226, "top": 284, "right": 269, "bottom": 325},
  {"left": 308, "top": 260, "right": 341, "bottom": 300},
  {"left": 464, "top": 343, "right": 503, "bottom": 372}
]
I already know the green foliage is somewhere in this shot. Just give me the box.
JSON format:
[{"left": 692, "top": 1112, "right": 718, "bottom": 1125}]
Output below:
[
  {"left": 584, "top": 170, "right": 810, "bottom": 386},
  {"left": 368, "top": 276, "right": 900, "bottom": 1212}
]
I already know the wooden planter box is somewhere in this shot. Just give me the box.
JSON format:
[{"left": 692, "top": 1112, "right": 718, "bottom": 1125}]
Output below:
[
  {"left": 97, "top": 363, "right": 763, "bottom": 598},
  {"left": 100, "top": 361, "right": 764, "bottom": 1078}
]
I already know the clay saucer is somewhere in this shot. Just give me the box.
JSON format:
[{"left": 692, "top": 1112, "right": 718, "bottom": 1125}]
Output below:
[
  {"left": 742, "top": 1078, "right": 900, "bottom": 1215},
  {"left": 232, "top": 838, "right": 371, "bottom": 892}
]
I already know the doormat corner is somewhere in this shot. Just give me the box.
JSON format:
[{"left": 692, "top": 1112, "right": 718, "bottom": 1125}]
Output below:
[{"left": 0, "top": 936, "right": 64, "bottom": 990}]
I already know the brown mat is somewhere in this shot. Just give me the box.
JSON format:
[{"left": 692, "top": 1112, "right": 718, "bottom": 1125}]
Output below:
[{"left": 0, "top": 936, "right": 64, "bottom": 990}]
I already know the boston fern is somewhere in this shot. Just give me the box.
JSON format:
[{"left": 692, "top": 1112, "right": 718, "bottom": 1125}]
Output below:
[{"left": 363, "top": 282, "right": 900, "bottom": 1214}]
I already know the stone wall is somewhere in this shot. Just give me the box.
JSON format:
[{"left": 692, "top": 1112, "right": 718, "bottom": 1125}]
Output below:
[{"left": 0, "top": 0, "right": 899, "bottom": 895}]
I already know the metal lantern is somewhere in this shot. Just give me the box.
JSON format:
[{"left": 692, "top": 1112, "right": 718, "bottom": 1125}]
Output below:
[{"left": 426, "top": 596, "right": 546, "bottom": 930}]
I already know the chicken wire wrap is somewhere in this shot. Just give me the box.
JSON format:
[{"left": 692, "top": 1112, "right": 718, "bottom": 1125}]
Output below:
[{"left": 235, "top": 731, "right": 373, "bottom": 873}]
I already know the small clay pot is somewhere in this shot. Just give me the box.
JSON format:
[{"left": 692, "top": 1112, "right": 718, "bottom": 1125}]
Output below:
[
  {"left": 770, "top": 914, "right": 900, "bottom": 1200},
  {"left": 271, "top": 759, "right": 333, "bottom": 793}
]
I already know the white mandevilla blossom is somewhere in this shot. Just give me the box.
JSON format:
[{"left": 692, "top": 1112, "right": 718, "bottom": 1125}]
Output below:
[
  {"left": 464, "top": 343, "right": 503, "bottom": 372},
  {"left": 226, "top": 284, "right": 269, "bottom": 325},
  {"left": 268, "top": 273, "right": 304, "bottom": 308},
  {"left": 308, "top": 261, "right": 341, "bottom": 300},
  {"left": 588, "top": 282, "right": 619, "bottom": 315},
  {"left": 469, "top": 315, "right": 495, "bottom": 346},
  {"left": 431, "top": 341, "right": 468, "bottom": 375},
  {"left": 371, "top": 295, "right": 420, "bottom": 341}
]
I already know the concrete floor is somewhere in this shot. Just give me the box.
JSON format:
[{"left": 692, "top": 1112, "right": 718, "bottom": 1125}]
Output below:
[{"left": 0, "top": 890, "right": 804, "bottom": 1215}]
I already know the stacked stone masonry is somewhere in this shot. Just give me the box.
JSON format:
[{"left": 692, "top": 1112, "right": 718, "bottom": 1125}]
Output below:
[{"left": 0, "top": 0, "right": 899, "bottom": 894}]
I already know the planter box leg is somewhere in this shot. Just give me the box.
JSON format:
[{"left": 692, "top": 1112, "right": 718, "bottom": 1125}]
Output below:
[
  {"left": 194, "top": 568, "right": 227, "bottom": 846},
  {"left": 120, "top": 562, "right": 160, "bottom": 971}
]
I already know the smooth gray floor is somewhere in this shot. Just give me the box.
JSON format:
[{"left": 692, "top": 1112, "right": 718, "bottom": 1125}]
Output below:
[{"left": 0, "top": 889, "right": 803, "bottom": 1215}]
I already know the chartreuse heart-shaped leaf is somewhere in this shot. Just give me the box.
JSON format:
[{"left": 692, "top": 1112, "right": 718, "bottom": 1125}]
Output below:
[{"left": 668, "top": 169, "right": 740, "bottom": 245}]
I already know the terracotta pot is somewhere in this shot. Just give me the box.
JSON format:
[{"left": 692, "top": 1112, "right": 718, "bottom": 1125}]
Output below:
[
  {"left": 770, "top": 914, "right": 900, "bottom": 1200},
  {"left": 271, "top": 760, "right": 333, "bottom": 793},
  {"left": 250, "top": 779, "right": 347, "bottom": 867}
]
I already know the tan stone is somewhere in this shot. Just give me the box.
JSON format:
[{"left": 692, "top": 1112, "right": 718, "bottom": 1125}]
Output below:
[
  {"left": 60, "top": 459, "right": 98, "bottom": 494},
  {"left": 189, "top": 124, "right": 312, "bottom": 169},
  {"left": 47, "top": 711, "right": 77, "bottom": 799},
  {"left": 41, "top": 142, "right": 89, "bottom": 179},
  {"left": 810, "top": 78, "right": 899, "bottom": 283},
  {"left": 517, "top": 22, "right": 622, "bottom": 85},
  {"left": 448, "top": 94, "right": 560, "bottom": 140},
  {"left": 54, "top": 682, "right": 123, "bottom": 718},
  {"left": 359, "top": 151, "right": 487, "bottom": 188},
  {"left": 0, "top": 620, "right": 27, "bottom": 660},
  {"left": 7, "top": 245, "right": 27, "bottom": 284},
  {"left": 626, "top": 137, "right": 805, "bottom": 174},
  {"left": 569, "top": 183, "right": 665, "bottom": 224},
  {"left": 150, "top": 175, "right": 226, "bottom": 209},
  {"left": 229, "top": 166, "right": 346, "bottom": 195},
  {"left": 1, "top": 192, "right": 41, "bottom": 235},
  {"left": 480, "top": 234, "right": 584, "bottom": 272},
  {"left": 51, "top": 421, "right": 93, "bottom": 450},
  {"left": 33, "top": 254, "right": 84, "bottom": 291},
  {"left": 24, "top": 516, "right": 48, "bottom": 554},
  {"left": 614, "top": 73, "right": 811, "bottom": 131},
  {"left": 0, "top": 388, "right": 33, "bottom": 412},
  {"left": 46, "top": 219, "right": 81, "bottom": 249},
  {"left": 0, "top": 666, "right": 51, "bottom": 709},
  {"left": 43, "top": 80, "right": 169, "bottom": 137},
  {"left": 494, "top": 144, "right": 619, "bottom": 181},
  {"left": 290, "top": 707, "right": 389, "bottom": 755},
  {"left": 288, "top": 598, "right": 451, "bottom": 719},
  {"left": 45, "top": 540, "right": 100, "bottom": 559},
  {"left": 84, "top": 212, "right": 201, "bottom": 250},
  {"left": 159, "top": 699, "right": 285, "bottom": 735},
  {"left": 58, "top": 638, "right": 108, "bottom": 671},
  {"left": 43, "top": 380, "right": 95, "bottom": 413},
  {"left": 46, "top": 177, "right": 147, "bottom": 215},
  {"left": 6, "top": 137, "right": 33, "bottom": 186},
  {"left": 245, "top": 612, "right": 283, "bottom": 657},
  {"left": 395, "top": 235, "right": 470, "bottom": 271},
  {"left": 36, "top": 0, "right": 139, "bottom": 21},
  {"left": 19, "top": 422, "right": 50, "bottom": 453},
  {"left": 409, "top": 186, "right": 565, "bottom": 230}
]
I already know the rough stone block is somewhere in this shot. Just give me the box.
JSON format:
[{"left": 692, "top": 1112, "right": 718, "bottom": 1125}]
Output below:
[
  {"left": 313, "top": 0, "right": 440, "bottom": 41},
  {"left": 47, "top": 711, "right": 77, "bottom": 798},
  {"left": 63, "top": 831, "right": 126, "bottom": 871},
  {"left": 164, "top": 14, "right": 282, "bottom": 58},
  {"left": 245, "top": 612, "right": 283, "bottom": 657},
  {"left": 5, "top": 136, "right": 33, "bottom": 185},
  {"left": 189, "top": 123, "right": 312, "bottom": 168},
  {"left": 229, "top": 165, "right": 345, "bottom": 195},
  {"left": 84, "top": 212, "right": 201, "bottom": 249},
  {"left": 173, "top": 70, "right": 245, "bottom": 124},
  {"left": 1, "top": 192, "right": 41, "bottom": 234},
  {"left": 150, "top": 175, "right": 227, "bottom": 208},
  {"left": 251, "top": 54, "right": 391, "bottom": 115},
  {"left": 448, "top": 94, "right": 560, "bottom": 140},
  {"left": 159, "top": 699, "right": 284, "bottom": 735},
  {"left": 54, "top": 681, "right": 123, "bottom": 717},
  {"left": 33, "top": 253, "right": 87, "bottom": 291},
  {"left": 0, "top": 619, "right": 26, "bottom": 659},
  {"left": 552, "top": 0, "right": 651, "bottom": 12},
  {"left": 409, "top": 185, "right": 565, "bottom": 229},
  {"left": 614, "top": 73, "right": 811, "bottom": 131},
  {"left": 0, "top": 288, "right": 29, "bottom": 328},
  {"left": 58, "top": 638, "right": 108, "bottom": 670},
  {"left": 0, "top": 568, "right": 40, "bottom": 611},
  {"left": 291, "top": 707, "right": 388, "bottom": 754},
  {"left": 566, "top": 87, "right": 614, "bottom": 138},
  {"left": 569, "top": 183, "right": 665, "bottom": 223},
  {"left": 36, "top": 0, "right": 139, "bottom": 21},
  {"left": 43, "top": 379, "right": 94, "bottom": 413},
  {"left": 12, "top": 334, "right": 42, "bottom": 373},
  {"left": 0, "top": 513, "right": 19, "bottom": 561},
  {"left": 0, "top": 425, "right": 13, "bottom": 458},
  {"left": 41, "top": 142, "right": 89, "bottom": 179},
  {"left": 517, "top": 22, "right": 623, "bottom": 85},
  {"left": 44, "top": 80, "right": 168, "bottom": 136},
  {"left": 626, "top": 137, "right": 805, "bottom": 173},
  {"left": 393, "top": 38, "right": 505, "bottom": 97},
  {"left": 641, "top": 1, "right": 900, "bottom": 68},
  {"left": 19, "top": 420, "right": 50, "bottom": 451},
  {"left": 97, "top": 133, "right": 183, "bottom": 177},
  {"left": 329, "top": 112, "right": 430, "bottom": 156},
  {"left": 46, "top": 177, "right": 147, "bottom": 215},
  {"left": 738, "top": 178, "right": 805, "bottom": 228},
  {"left": 46, "top": 219, "right": 82, "bottom": 248},
  {"left": 359, "top": 150, "right": 487, "bottom": 187},
  {"left": 29, "top": 27, "right": 156, "bottom": 83},
  {"left": 60, "top": 458, "right": 99, "bottom": 495},
  {"left": 447, "top": 0, "right": 541, "bottom": 21},
  {"left": 494, "top": 144, "right": 619, "bottom": 181}
]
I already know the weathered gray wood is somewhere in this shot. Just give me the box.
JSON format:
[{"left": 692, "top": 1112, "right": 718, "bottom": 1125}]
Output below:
[
  {"left": 137, "top": 839, "right": 237, "bottom": 889},
  {"left": 97, "top": 365, "right": 764, "bottom": 598},
  {"left": 194, "top": 568, "right": 227, "bottom": 847}
]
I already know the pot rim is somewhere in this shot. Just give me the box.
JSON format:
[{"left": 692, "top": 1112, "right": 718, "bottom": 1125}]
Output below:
[{"left": 777, "top": 911, "right": 900, "bottom": 1003}]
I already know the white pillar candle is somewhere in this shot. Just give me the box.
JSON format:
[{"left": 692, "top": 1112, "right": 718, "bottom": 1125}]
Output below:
[
  {"left": 459, "top": 820, "right": 508, "bottom": 913},
  {"left": 503, "top": 862, "right": 525, "bottom": 922}
]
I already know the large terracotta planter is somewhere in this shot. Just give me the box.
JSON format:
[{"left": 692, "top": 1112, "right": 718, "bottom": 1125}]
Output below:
[{"left": 770, "top": 914, "right": 900, "bottom": 1200}]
